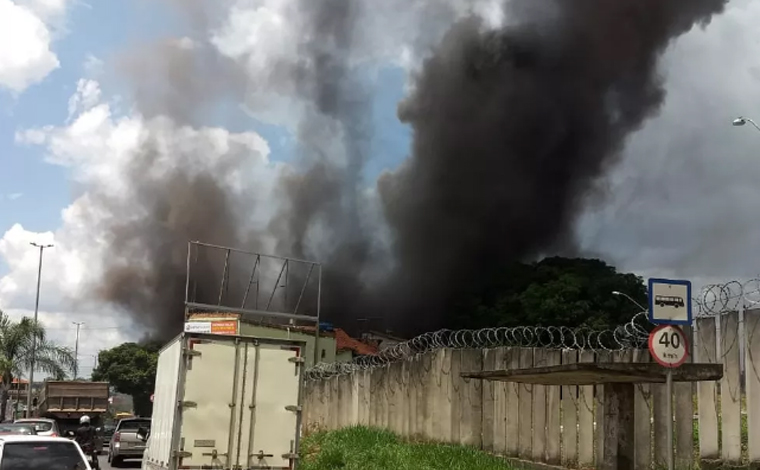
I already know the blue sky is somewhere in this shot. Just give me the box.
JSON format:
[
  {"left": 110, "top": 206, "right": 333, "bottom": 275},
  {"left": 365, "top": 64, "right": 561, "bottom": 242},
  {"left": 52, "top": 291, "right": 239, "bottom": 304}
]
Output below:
[
  {"left": 0, "top": 0, "right": 412, "bottom": 276},
  {"left": 0, "top": 1, "right": 170, "bottom": 234}
]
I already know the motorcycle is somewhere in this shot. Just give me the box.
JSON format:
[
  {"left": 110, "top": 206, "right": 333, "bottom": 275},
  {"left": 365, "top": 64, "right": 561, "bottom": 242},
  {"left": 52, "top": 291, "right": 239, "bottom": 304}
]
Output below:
[
  {"left": 80, "top": 443, "right": 99, "bottom": 470},
  {"left": 66, "top": 431, "right": 99, "bottom": 469}
]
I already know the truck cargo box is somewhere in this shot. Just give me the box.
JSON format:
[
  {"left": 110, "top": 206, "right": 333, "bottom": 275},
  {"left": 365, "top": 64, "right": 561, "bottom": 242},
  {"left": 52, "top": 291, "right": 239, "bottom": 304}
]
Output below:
[
  {"left": 143, "top": 332, "right": 306, "bottom": 470},
  {"left": 37, "top": 380, "right": 110, "bottom": 418}
]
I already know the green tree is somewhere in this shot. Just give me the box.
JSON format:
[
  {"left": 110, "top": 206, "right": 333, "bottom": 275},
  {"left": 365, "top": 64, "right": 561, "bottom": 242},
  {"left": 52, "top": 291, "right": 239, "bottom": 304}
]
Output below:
[
  {"left": 0, "top": 310, "right": 76, "bottom": 420},
  {"left": 452, "top": 257, "right": 648, "bottom": 330},
  {"left": 92, "top": 342, "right": 160, "bottom": 417}
]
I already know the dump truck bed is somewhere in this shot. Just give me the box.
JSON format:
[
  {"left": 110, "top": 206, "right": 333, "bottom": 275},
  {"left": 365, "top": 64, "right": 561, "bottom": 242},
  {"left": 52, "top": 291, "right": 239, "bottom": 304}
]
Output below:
[{"left": 37, "top": 381, "right": 110, "bottom": 418}]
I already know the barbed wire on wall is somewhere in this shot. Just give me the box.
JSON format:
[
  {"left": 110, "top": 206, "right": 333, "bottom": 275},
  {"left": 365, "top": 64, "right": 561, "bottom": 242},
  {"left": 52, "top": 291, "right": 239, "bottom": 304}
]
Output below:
[
  {"left": 694, "top": 279, "right": 760, "bottom": 316},
  {"left": 304, "top": 311, "right": 652, "bottom": 381},
  {"left": 304, "top": 278, "right": 760, "bottom": 381}
]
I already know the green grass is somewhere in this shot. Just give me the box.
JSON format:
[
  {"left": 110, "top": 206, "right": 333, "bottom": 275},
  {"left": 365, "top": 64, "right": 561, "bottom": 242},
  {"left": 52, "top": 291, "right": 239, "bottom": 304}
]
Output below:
[{"left": 300, "top": 427, "right": 515, "bottom": 470}]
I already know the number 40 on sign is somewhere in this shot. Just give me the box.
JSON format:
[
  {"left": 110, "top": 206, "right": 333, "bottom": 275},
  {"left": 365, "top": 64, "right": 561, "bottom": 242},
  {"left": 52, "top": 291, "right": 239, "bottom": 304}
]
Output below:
[{"left": 648, "top": 324, "right": 689, "bottom": 368}]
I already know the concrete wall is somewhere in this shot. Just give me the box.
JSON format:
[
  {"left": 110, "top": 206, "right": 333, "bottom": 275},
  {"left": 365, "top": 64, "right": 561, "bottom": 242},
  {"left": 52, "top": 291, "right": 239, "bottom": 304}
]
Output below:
[{"left": 304, "top": 315, "right": 751, "bottom": 470}]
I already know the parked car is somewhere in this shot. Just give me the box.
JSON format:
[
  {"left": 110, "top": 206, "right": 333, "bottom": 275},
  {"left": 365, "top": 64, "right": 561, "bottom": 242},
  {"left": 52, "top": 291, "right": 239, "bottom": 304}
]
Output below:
[
  {"left": 0, "top": 424, "right": 37, "bottom": 435},
  {"left": 108, "top": 417, "right": 151, "bottom": 467},
  {"left": 13, "top": 418, "right": 60, "bottom": 437},
  {"left": 0, "top": 435, "right": 92, "bottom": 470}
]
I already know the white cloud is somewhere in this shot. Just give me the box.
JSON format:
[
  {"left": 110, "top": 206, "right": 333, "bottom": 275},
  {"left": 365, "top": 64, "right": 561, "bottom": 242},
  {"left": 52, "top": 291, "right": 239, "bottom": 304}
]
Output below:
[
  {"left": 66, "top": 78, "right": 101, "bottom": 121},
  {"left": 0, "top": 221, "right": 133, "bottom": 371},
  {"left": 0, "top": 0, "right": 70, "bottom": 93},
  {"left": 4, "top": 74, "right": 282, "bottom": 366},
  {"left": 16, "top": 0, "right": 67, "bottom": 24}
]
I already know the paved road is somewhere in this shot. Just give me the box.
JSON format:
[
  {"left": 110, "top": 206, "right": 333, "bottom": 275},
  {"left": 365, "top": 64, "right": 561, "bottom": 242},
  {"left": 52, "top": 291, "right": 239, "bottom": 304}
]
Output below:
[{"left": 97, "top": 452, "right": 141, "bottom": 469}]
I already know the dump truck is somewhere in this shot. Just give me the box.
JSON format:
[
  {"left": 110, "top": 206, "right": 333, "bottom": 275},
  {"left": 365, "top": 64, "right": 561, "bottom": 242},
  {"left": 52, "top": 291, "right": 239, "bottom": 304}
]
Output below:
[
  {"left": 35, "top": 380, "right": 110, "bottom": 441},
  {"left": 142, "top": 331, "right": 305, "bottom": 470}
]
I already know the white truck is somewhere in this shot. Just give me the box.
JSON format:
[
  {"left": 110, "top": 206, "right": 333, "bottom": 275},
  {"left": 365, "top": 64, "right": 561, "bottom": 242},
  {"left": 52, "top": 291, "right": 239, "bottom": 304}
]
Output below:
[{"left": 141, "top": 332, "right": 306, "bottom": 470}]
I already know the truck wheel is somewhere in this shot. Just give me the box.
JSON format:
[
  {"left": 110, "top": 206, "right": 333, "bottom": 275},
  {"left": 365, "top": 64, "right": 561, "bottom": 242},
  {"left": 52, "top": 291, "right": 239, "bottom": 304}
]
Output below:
[{"left": 111, "top": 456, "right": 123, "bottom": 468}]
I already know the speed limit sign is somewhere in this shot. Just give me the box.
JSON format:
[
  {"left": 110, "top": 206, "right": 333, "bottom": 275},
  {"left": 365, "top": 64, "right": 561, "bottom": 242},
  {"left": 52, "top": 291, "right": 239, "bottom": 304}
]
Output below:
[{"left": 648, "top": 324, "right": 689, "bottom": 368}]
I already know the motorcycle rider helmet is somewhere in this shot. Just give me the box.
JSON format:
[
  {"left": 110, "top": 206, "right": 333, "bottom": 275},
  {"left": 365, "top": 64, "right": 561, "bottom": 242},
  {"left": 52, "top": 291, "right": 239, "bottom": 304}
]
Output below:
[{"left": 80, "top": 415, "right": 90, "bottom": 425}]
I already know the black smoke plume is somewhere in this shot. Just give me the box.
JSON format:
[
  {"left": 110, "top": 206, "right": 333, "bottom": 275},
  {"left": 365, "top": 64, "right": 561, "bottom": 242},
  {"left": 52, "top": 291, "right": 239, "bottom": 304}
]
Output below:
[
  {"left": 373, "top": 0, "right": 727, "bottom": 333},
  {"left": 92, "top": 0, "right": 726, "bottom": 339}
]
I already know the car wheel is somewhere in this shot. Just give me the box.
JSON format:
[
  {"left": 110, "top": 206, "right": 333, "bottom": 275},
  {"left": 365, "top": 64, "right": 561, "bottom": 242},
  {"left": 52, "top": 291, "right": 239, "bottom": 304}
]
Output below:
[{"left": 112, "top": 456, "right": 123, "bottom": 468}]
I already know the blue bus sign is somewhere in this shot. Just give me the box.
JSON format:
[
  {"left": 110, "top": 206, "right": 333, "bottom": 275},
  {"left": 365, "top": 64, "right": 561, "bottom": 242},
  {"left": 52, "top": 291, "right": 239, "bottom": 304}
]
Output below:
[{"left": 647, "top": 278, "right": 692, "bottom": 325}]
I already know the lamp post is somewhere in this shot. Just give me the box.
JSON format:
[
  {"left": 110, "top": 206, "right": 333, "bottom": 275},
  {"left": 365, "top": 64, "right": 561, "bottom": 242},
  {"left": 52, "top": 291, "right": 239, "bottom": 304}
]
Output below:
[
  {"left": 27, "top": 242, "right": 52, "bottom": 418},
  {"left": 732, "top": 116, "right": 760, "bottom": 132},
  {"left": 72, "top": 322, "right": 84, "bottom": 380},
  {"left": 611, "top": 290, "right": 647, "bottom": 312}
]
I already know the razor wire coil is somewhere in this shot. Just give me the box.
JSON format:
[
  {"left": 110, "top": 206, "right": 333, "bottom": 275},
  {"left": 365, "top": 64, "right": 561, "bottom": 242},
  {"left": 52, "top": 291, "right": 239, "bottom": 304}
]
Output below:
[
  {"left": 694, "top": 278, "right": 760, "bottom": 316},
  {"left": 304, "top": 278, "right": 760, "bottom": 381},
  {"left": 304, "top": 311, "right": 651, "bottom": 381}
]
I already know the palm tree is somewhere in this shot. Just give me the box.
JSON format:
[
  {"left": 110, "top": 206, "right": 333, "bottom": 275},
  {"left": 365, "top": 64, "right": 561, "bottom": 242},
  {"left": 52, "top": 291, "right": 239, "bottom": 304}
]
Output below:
[{"left": 0, "top": 310, "right": 76, "bottom": 420}]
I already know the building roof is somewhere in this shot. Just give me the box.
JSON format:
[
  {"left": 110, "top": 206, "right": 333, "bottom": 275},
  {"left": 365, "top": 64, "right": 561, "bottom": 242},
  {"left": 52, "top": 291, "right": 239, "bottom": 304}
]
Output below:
[
  {"left": 334, "top": 328, "right": 378, "bottom": 356},
  {"left": 188, "top": 312, "right": 378, "bottom": 356},
  {"left": 2, "top": 378, "right": 28, "bottom": 386}
]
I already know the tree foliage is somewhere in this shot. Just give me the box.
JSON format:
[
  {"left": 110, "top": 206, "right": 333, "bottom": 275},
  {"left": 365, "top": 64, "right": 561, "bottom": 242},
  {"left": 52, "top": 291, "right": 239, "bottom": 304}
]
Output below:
[
  {"left": 0, "top": 310, "right": 76, "bottom": 419},
  {"left": 92, "top": 342, "right": 160, "bottom": 417},
  {"left": 451, "top": 257, "right": 648, "bottom": 330}
]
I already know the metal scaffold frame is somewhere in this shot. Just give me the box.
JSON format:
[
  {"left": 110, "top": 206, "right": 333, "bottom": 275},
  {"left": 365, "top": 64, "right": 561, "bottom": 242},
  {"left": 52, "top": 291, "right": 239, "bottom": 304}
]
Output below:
[{"left": 183, "top": 241, "right": 322, "bottom": 363}]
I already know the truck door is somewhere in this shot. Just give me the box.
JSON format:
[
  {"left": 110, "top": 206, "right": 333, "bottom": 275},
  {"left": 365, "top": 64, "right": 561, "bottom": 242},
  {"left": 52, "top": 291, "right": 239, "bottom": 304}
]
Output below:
[
  {"left": 237, "top": 343, "right": 302, "bottom": 470},
  {"left": 177, "top": 337, "right": 245, "bottom": 469}
]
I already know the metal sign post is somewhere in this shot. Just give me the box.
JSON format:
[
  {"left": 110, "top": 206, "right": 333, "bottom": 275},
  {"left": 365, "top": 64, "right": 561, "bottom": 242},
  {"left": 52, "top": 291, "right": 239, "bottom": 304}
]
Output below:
[
  {"left": 648, "top": 324, "right": 689, "bottom": 470},
  {"left": 647, "top": 277, "right": 692, "bottom": 470}
]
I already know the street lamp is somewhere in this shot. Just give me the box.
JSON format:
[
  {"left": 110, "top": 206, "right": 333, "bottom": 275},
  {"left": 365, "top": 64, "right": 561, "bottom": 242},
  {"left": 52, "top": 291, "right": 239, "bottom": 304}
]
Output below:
[
  {"left": 72, "top": 322, "right": 84, "bottom": 380},
  {"left": 611, "top": 290, "right": 647, "bottom": 312},
  {"left": 732, "top": 116, "right": 760, "bottom": 132},
  {"left": 27, "top": 242, "right": 53, "bottom": 417}
]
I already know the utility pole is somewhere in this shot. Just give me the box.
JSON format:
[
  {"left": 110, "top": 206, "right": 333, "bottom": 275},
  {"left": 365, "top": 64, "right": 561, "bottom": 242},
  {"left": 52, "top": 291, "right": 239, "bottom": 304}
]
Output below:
[
  {"left": 72, "top": 322, "right": 84, "bottom": 380},
  {"left": 27, "top": 242, "right": 52, "bottom": 418}
]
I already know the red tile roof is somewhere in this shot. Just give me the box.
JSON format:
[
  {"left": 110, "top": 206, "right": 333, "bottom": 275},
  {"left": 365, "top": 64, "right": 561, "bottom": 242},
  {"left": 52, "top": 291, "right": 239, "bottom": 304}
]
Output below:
[
  {"left": 280, "top": 323, "right": 378, "bottom": 355},
  {"left": 334, "top": 328, "right": 378, "bottom": 356},
  {"left": 188, "top": 314, "right": 378, "bottom": 356},
  {"left": 1, "top": 378, "right": 28, "bottom": 386}
]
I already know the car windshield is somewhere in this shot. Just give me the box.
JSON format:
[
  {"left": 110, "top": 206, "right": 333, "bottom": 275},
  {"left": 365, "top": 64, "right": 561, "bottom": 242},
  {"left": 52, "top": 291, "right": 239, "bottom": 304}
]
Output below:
[
  {"left": 0, "top": 441, "right": 87, "bottom": 470},
  {"left": 17, "top": 422, "right": 52, "bottom": 433},
  {"left": 0, "top": 426, "right": 34, "bottom": 435},
  {"left": 117, "top": 420, "right": 150, "bottom": 431}
]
